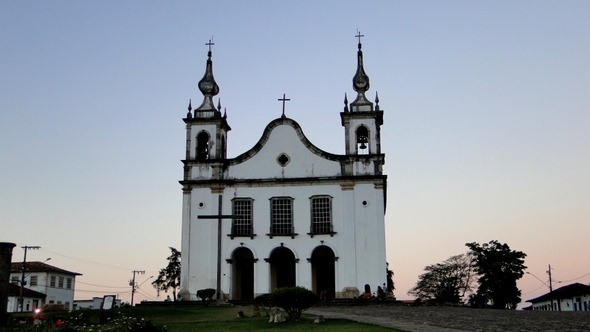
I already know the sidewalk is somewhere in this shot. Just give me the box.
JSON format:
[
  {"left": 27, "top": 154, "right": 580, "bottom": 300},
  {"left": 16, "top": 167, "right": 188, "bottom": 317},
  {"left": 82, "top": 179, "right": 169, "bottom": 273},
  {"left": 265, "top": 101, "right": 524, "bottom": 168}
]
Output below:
[{"left": 307, "top": 308, "right": 469, "bottom": 332}]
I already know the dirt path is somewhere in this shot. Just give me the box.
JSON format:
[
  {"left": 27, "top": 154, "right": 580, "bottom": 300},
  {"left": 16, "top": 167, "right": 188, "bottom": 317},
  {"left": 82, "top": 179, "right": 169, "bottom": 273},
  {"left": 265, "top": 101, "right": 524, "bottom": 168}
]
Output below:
[{"left": 307, "top": 304, "right": 590, "bottom": 331}]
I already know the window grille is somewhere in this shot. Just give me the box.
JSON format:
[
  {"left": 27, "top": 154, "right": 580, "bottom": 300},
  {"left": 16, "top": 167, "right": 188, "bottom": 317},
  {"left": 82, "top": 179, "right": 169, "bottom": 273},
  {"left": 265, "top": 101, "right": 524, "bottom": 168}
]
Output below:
[
  {"left": 271, "top": 197, "right": 293, "bottom": 235},
  {"left": 30, "top": 275, "right": 38, "bottom": 287},
  {"left": 50, "top": 276, "right": 56, "bottom": 287},
  {"left": 58, "top": 276, "right": 64, "bottom": 288},
  {"left": 66, "top": 278, "right": 72, "bottom": 289},
  {"left": 311, "top": 196, "right": 333, "bottom": 234},
  {"left": 232, "top": 199, "right": 253, "bottom": 236}
]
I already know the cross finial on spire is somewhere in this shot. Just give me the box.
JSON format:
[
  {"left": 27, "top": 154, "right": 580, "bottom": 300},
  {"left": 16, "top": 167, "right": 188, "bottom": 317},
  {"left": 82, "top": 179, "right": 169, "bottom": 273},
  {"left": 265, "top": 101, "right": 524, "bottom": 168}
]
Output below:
[
  {"left": 278, "top": 93, "right": 291, "bottom": 118},
  {"left": 355, "top": 30, "right": 364, "bottom": 48},
  {"left": 206, "top": 37, "right": 215, "bottom": 57}
]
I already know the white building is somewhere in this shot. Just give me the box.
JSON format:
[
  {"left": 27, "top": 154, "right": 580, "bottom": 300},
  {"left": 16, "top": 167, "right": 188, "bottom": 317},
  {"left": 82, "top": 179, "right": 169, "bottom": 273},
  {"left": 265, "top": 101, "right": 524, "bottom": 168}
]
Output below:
[
  {"left": 6, "top": 283, "right": 46, "bottom": 313},
  {"left": 9, "top": 261, "right": 81, "bottom": 311},
  {"left": 527, "top": 283, "right": 590, "bottom": 311},
  {"left": 73, "top": 297, "right": 122, "bottom": 310},
  {"left": 179, "top": 38, "right": 387, "bottom": 301}
]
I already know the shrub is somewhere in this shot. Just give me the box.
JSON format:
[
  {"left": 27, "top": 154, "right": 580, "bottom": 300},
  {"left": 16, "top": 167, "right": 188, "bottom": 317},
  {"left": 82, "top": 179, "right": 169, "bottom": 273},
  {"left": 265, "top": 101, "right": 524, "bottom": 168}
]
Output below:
[
  {"left": 253, "top": 293, "right": 272, "bottom": 316},
  {"left": 196, "top": 288, "right": 216, "bottom": 304},
  {"left": 271, "top": 287, "right": 317, "bottom": 321}
]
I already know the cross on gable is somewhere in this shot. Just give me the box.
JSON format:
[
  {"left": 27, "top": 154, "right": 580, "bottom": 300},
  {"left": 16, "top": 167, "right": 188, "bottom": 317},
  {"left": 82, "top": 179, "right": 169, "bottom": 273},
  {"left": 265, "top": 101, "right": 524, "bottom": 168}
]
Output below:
[{"left": 278, "top": 93, "right": 291, "bottom": 118}]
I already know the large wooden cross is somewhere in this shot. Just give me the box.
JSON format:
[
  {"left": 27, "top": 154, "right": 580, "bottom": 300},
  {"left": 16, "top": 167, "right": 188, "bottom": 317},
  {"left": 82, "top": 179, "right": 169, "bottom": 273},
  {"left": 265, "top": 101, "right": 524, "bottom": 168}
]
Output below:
[{"left": 197, "top": 194, "right": 241, "bottom": 300}]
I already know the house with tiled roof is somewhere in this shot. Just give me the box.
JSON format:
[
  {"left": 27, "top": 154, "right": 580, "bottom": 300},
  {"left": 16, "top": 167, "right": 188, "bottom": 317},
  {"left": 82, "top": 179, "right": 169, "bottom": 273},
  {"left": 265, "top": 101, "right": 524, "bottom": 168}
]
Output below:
[
  {"left": 9, "top": 261, "right": 81, "bottom": 312},
  {"left": 527, "top": 283, "right": 590, "bottom": 311}
]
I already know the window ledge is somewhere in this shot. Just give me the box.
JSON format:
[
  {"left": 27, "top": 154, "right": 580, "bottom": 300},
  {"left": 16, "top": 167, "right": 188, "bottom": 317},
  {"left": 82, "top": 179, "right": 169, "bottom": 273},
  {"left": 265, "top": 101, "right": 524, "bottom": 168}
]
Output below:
[
  {"left": 228, "top": 234, "right": 256, "bottom": 240},
  {"left": 307, "top": 232, "right": 337, "bottom": 238},
  {"left": 266, "top": 233, "right": 298, "bottom": 239}
]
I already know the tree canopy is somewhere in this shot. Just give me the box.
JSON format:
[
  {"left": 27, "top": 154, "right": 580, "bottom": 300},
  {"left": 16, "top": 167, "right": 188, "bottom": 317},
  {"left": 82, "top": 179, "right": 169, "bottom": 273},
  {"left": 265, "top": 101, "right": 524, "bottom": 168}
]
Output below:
[
  {"left": 409, "top": 254, "right": 475, "bottom": 304},
  {"left": 152, "top": 247, "right": 181, "bottom": 300},
  {"left": 466, "top": 240, "right": 527, "bottom": 309}
]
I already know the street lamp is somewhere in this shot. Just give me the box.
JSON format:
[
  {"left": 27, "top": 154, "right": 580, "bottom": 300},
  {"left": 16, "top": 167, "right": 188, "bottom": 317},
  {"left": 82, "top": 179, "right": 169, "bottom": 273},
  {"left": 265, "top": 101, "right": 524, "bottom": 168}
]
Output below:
[{"left": 527, "top": 264, "right": 557, "bottom": 311}]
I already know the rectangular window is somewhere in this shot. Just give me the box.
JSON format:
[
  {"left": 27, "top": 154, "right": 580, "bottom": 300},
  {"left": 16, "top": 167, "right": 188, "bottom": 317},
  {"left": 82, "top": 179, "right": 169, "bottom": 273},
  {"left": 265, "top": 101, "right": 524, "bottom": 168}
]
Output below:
[
  {"left": 270, "top": 197, "right": 293, "bottom": 235},
  {"left": 58, "top": 276, "right": 64, "bottom": 288},
  {"left": 11, "top": 276, "right": 19, "bottom": 284},
  {"left": 30, "top": 275, "right": 38, "bottom": 287},
  {"left": 66, "top": 278, "right": 72, "bottom": 289},
  {"left": 310, "top": 196, "right": 333, "bottom": 234},
  {"left": 50, "top": 276, "right": 56, "bottom": 287},
  {"left": 232, "top": 198, "right": 253, "bottom": 236}
]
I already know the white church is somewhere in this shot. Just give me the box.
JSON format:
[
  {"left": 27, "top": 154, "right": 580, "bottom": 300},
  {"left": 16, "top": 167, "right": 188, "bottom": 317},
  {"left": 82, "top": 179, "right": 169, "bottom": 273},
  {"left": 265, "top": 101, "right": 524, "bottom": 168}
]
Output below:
[{"left": 179, "top": 36, "right": 387, "bottom": 301}]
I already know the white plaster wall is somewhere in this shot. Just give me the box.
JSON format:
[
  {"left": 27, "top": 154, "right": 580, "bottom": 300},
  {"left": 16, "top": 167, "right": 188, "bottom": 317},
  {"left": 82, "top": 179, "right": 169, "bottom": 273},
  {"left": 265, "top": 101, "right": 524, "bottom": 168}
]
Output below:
[
  {"left": 532, "top": 294, "right": 590, "bottom": 311},
  {"left": 228, "top": 124, "right": 341, "bottom": 179},
  {"left": 182, "top": 179, "right": 385, "bottom": 299}
]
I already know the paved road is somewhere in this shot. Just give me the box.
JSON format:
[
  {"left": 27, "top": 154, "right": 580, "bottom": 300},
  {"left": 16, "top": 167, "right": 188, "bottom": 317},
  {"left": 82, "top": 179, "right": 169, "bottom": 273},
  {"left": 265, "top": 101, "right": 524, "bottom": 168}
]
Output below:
[{"left": 307, "top": 304, "right": 590, "bottom": 331}]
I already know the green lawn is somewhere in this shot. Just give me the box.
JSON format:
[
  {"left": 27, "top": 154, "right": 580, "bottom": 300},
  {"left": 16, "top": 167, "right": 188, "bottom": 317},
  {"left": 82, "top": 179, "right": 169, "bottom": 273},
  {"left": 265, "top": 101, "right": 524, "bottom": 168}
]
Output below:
[
  {"left": 120, "top": 305, "right": 400, "bottom": 332},
  {"left": 5, "top": 305, "right": 402, "bottom": 331}
]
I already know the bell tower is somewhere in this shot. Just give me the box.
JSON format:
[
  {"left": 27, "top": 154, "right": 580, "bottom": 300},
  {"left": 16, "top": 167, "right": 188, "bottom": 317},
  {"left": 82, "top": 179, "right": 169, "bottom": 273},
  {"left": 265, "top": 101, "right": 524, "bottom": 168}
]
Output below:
[
  {"left": 183, "top": 40, "right": 231, "bottom": 168},
  {"left": 341, "top": 32, "right": 383, "bottom": 156}
]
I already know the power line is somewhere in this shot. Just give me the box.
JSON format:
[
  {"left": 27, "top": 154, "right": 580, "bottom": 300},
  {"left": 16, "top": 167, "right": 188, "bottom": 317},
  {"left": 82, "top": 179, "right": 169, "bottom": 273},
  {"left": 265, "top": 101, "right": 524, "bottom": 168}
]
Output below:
[
  {"left": 76, "top": 281, "right": 129, "bottom": 289},
  {"left": 557, "top": 271, "right": 590, "bottom": 284},
  {"left": 41, "top": 249, "right": 131, "bottom": 271},
  {"left": 75, "top": 289, "right": 131, "bottom": 294},
  {"left": 135, "top": 289, "right": 158, "bottom": 301},
  {"left": 522, "top": 283, "right": 547, "bottom": 295}
]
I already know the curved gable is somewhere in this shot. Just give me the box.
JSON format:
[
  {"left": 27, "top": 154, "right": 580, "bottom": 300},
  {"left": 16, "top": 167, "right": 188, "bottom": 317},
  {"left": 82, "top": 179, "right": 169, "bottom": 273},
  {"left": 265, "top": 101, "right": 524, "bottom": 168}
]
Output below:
[
  {"left": 231, "top": 117, "right": 342, "bottom": 164},
  {"left": 228, "top": 118, "right": 343, "bottom": 179}
]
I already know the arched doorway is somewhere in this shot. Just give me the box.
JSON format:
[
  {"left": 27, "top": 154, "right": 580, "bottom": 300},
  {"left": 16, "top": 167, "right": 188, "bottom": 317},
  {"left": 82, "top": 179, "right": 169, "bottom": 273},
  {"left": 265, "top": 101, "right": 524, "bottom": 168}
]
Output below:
[
  {"left": 311, "top": 245, "right": 335, "bottom": 299},
  {"left": 268, "top": 247, "right": 296, "bottom": 290},
  {"left": 231, "top": 247, "right": 254, "bottom": 300}
]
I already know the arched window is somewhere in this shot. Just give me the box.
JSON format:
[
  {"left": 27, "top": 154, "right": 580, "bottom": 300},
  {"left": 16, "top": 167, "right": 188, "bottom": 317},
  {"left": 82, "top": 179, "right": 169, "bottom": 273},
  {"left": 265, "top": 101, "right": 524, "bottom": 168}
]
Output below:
[
  {"left": 356, "top": 125, "right": 369, "bottom": 154},
  {"left": 197, "top": 131, "right": 210, "bottom": 160}
]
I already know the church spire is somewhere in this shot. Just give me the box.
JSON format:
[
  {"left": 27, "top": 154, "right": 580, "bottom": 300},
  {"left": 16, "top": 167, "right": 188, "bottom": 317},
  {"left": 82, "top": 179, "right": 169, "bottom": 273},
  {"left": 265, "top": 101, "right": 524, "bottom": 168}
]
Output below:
[
  {"left": 350, "top": 31, "right": 373, "bottom": 112},
  {"left": 196, "top": 39, "right": 220, "bottom": 113}
]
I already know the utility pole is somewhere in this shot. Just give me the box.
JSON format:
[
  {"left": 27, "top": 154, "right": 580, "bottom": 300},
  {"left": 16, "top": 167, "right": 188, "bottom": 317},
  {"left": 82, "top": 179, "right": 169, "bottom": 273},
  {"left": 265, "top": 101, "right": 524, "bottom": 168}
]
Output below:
[
  {"left": 547, "top": 264, "right": 558, "bottom": 311},
  {"left": 129, "top": 270, "right": 144, "bottom": 306},
  {"left": 19, "top": 246, "right": 40, "bottom": 312}
]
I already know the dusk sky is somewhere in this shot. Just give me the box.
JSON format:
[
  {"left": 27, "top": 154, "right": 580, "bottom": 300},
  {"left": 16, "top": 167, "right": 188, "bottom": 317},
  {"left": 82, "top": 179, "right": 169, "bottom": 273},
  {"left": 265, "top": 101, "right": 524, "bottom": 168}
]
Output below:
[{"left": 2, "top": 1, "right": 589, "bottom": 307}]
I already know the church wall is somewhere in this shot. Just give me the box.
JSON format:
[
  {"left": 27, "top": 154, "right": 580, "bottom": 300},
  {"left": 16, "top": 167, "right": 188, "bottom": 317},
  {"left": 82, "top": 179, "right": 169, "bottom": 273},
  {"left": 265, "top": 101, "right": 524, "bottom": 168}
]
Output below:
[
  {"left": 227, "top": 124, "right": 342, "bottom": 179},
  {"left": 353, "top": 182, "right": 387, "bottom": 294},
  {"left": 181, "top": 187, "right": 222, "bottom": 300},
  {"left": 181, "top": 179, "right": 386, "bottom": 299}
]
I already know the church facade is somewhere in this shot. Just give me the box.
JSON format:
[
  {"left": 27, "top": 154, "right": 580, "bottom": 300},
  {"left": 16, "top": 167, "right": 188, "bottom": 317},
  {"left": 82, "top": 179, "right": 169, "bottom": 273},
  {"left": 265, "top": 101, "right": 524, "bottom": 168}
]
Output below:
[{"left": 179, "top": 38, "right": 387, "bottom": 300}]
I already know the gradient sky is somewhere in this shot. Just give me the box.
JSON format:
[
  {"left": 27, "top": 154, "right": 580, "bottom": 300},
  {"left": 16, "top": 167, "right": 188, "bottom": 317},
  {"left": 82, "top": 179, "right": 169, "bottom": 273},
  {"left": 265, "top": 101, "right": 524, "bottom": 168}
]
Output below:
[{"left": 2, "top": 1, "right": 589, "bottom": 307}]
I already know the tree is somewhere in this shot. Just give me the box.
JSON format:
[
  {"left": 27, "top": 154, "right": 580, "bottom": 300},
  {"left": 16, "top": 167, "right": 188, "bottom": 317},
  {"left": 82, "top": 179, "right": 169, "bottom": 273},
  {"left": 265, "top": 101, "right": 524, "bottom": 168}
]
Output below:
[
  {"left": 466, "top": 240, "right": 527, "bottom": 309},
  {"left": 271, "top": 287, "right": 318, "bottom": 321},
  {"left": 386, "top": 262, "right": 395, "bottom": 295},
  {"left": 152, "top": 247, "right": 181, "bottom": 300},
  {"left": 409, "top": 254, "right": 475, "bottom": 304}
]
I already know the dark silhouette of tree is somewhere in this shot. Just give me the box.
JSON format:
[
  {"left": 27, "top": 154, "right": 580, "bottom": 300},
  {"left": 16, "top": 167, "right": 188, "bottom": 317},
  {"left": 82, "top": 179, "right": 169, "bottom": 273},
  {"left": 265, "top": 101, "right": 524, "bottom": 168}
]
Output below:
[
  {"left": 466, "top": 240, "right": 527, "bottom": 309},
  {"left": 409, "top": 254, "right": 475, "bottom": 304},
  {"left": 386, "top": 262, "right": 395, "bottom": 294},
  {"left": 152, "top": 247, "right": 181, "bottom": 301}
]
